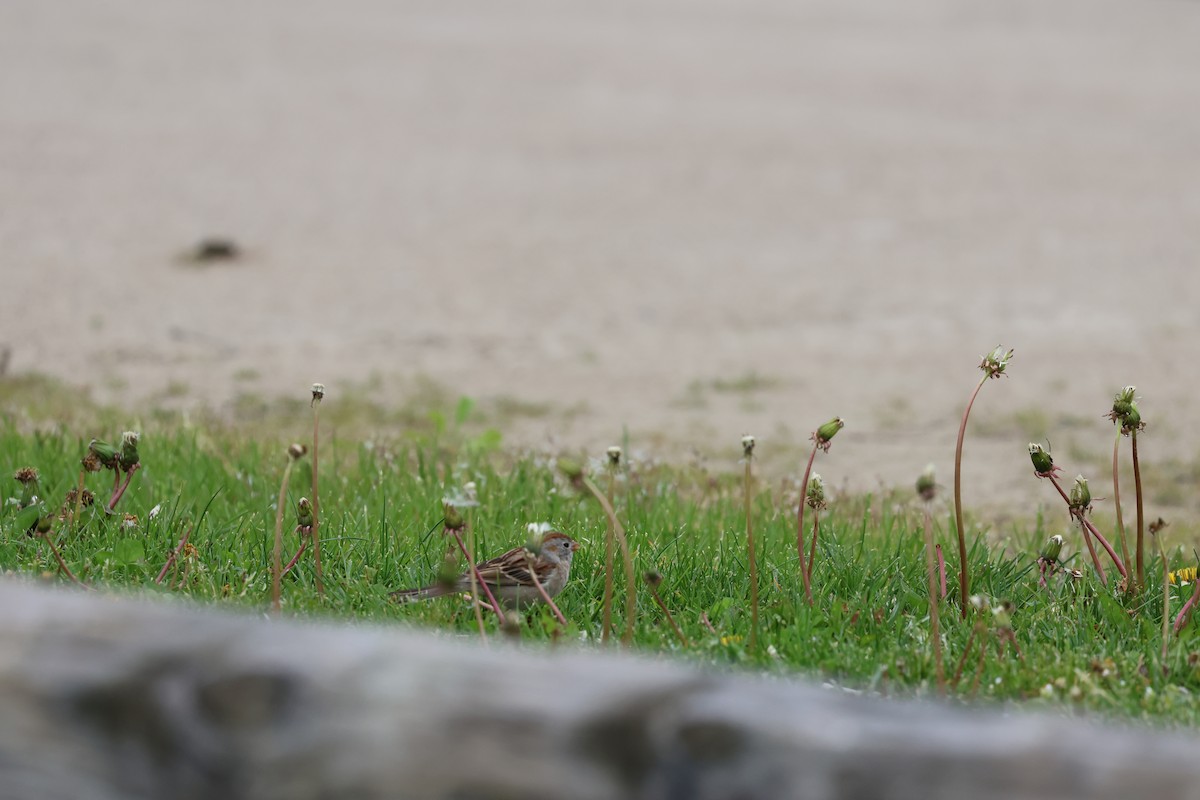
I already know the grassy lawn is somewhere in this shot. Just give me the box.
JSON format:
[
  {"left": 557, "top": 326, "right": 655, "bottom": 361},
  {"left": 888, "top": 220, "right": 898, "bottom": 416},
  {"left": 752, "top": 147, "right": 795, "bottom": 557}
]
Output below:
[{"left": 2, "top": 374, "right": 1199, "bottom": 726}]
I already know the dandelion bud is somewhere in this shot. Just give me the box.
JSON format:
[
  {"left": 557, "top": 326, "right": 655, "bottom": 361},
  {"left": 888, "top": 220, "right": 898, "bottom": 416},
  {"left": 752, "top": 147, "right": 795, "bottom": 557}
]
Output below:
[
  {"left": 296, "top": 497, "right": 313, "bottom": 529},
  {"left": 557, "top": 457, "right": 584, "bottom": 482},
  {"left": 644, "top": 570, "right": 664, "bottom": 589},
  {"left": 741, "top": 435, "right": 756, "bottom": 458},
  {"left": 806, "top": 473, "right": 827, "bottom": 509},
  {"left": 606, "top": 446, "right": 622, "bottom": 467},
  {"left": 916, "top": 463, "right": 937, "bottom": 502},
  {"left": 979, "top": 346, "right": 1014, "bottom": 379},
  {"left": 35, "top": 514, "right": 53, "bottom": 534},
  {"left": 1069, "top": 476, "right": 1091, "bottom": 513},
  {"left": 119, "top": 431, "right": 140, "bottom": 472},
  {"left": 436, "top": 552, "right": 460, "bottom": 591},
  {"left": 88, "top": 439, "right": 120, "bottom": 470},
  {"left": 813, "top": 418, "right": 845, "bottom": 451},
  {"left": 1028, "top": 443, "right": 1054, "bottom": 475},
  {"left": 442, "top": 502, "right": 465, "bottom": 531},
  {"left": 1040, "top": 534, "right": 1064, "bottom": 564},
  {"left": 311, "top": 383, "right": 325, "bottom": 406},
  {"left": 1111, "top": 386, "right": 1136, "bottom": 419},
  {"left": 287, "top": 443, "right": 307, "bottom": 461},
  {"left": 1122, "top": 404, "right": 1142, "bottom": 433}
]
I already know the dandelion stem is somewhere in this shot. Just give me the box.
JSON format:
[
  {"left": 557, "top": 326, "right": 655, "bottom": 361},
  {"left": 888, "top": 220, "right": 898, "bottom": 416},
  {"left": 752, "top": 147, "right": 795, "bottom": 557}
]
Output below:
[
  {"left": 1081, "top": 517, "right": 1127, "bottom": 579},
  {"left": 807, "top": 506, "right": 821, "bottom": 585},
  {"left": 272, "top": 458, "right": 297, "bottom": 615},
  {"left": 1112, "top": 431, "right": 1132, "bottom": 581},
  {"left": 601, "top": 470, "right": 617, "bottom": 644},
  {"left": 580, "top": 474, "right": 637, "bottom": 647},
  {"left": 311, "top": 399, "right": 325, "bottom": 600},
  {"left": 106, "top": 465, "right": 139, "bottom": 514},
  {"left": 1077, "top": 517, "right": 1107, "bottom": 587},
  {"left": 1173, "top": 568, "right": 1200, "bottom": 634},
  {"left": 1155, "top": 531, "right": 1170, "bottom": 671},
  {"left": 71, "top": 469, "right": 86, "bottom": 533},
  {"left": 281, "top": 531, "right": 310, "bottom": 577},
  {"left": 156, "top": 525, "right": 194, "bottom": 584},
  {"left": 1132, "top": 430, "right": 1145, "bottom": 588},
  {"left": 951, "top": 624, "right": 979, "bottom": 689},
  {"left": 953, "top": 374, "right": 989, "bottom": 617},
  {"left": 922, "top": 503, "right": 945, "bottom": 694},
  {"left": 795, "top": 441, "right": 818, "bottom": 606},
  {"left": 525, "top": 550, "right": 568, "bottom": 627},
  {"left": 448, "top": 527, "right": 506, "bottom": 630},
  {"left": 744, "top": 455, "right": 759, "bottom": 652},
  {"left": 464, "top": 520, "right": 488, "bottom": 643},
  {"left": 646, "top": 577, "right": 689, "bottom": 647},
  {"left": 936, "top": 544, "right": 947, "bottom": 600},
  {"left": 41, "top": 531, "right": 85, "bottom": 587}
]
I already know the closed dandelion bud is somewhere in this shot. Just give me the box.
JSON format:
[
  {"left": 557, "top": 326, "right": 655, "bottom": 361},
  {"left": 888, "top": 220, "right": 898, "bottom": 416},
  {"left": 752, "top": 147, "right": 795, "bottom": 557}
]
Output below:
[
  {"left": 1040, "top": 535, "right": 1064, "bottom": 564},
  {"left": 1123, "top": 404, "right": 1142, "bottom": 432},
  {"left": 916, "top": 463, "right": 937, "bottom": 502},
  {"left": 287, "top": 443, "right": 307, "bottom": 461},
  {"left": 36, "top": 514, "right": 53, "bottom": 534},
  {"left": 88, "top": 439, "right": 120, "bottom": 470},
  {"left": 1069, "top": 476, "right": 1091, "bottom": 512},
  {"left": 296, "top": 497, "right": 313, "bottom": 529},
  {"left": 806, "top": 473, "right": 827, "bottom": 509},
  {"left": 557, "top": 457, "right": 584, "bottom": 482},
  {"left": 816, "top": 417, "right": 845, "bottom": 444},
  {"left": 118, "top": 431, "right": 140, "bottom": 471},
  {"left": 436, "top": 552, "right": 460, "bottom": 591},
  {"left": 1028, "top": 443, "right": 1054, "bottom": 475},
  {"left": 644, "top": 570, "right": 664, "bottom": 589},
  {"left": 442, "top": 502, "right": 465, "bottom": 531}
]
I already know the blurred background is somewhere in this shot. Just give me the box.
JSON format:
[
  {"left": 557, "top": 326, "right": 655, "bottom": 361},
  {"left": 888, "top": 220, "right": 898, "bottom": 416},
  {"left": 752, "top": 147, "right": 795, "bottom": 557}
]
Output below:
[{"left": 2, "top": 0, "right": 1198, "bottom": 522}]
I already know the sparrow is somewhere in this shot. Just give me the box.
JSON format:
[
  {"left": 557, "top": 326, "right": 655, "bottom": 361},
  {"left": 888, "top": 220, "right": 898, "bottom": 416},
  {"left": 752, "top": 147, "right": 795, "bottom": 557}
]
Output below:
[{"left": 391, "top": 531, "right": 580, "bottom": 610}]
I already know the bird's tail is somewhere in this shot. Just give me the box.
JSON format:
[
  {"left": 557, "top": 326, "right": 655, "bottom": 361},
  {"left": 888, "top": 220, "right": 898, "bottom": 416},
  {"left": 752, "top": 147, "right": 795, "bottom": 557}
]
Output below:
[{"left": 389, "top": 585, "right": 451, "bottom": 602}]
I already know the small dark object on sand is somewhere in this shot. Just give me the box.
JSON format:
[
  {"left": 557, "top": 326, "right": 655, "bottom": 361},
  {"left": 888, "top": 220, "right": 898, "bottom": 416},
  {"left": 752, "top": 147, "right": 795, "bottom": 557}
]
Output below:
[{"left": 187, "top": 237, "right": 242, "bottom": 264}]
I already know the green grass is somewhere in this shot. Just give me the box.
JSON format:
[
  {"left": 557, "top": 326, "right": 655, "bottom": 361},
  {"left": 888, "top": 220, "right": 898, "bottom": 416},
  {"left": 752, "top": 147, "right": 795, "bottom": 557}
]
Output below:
[{"left": 2, "top": 400, "right": 1200, "bottom": 726}]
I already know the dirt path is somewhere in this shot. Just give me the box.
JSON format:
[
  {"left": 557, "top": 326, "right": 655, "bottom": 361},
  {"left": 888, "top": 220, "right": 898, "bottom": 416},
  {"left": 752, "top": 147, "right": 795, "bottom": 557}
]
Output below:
[{"left": 3, "top": 0, "right": 1200, "bottom": 528}]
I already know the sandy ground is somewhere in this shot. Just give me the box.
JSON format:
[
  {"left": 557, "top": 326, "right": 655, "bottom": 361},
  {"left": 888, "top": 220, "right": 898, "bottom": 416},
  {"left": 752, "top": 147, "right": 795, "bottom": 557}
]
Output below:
[{"left": 3, "top": 0, "right": 1200, "bottom": 525}]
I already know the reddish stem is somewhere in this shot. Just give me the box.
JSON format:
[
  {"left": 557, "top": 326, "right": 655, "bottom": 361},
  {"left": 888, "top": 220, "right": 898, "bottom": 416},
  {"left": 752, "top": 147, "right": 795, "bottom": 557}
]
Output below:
[
  {"left": 1132, "top": 431, "right": 1145, "bottom": 588},
  {"left": 1112, "top": 433, "right": 1132, "bottom": 580},
  {"left": 936, "top": 544, "right": 947, "bottom": 600},
  {"left": 806, "top": 506, "right": 821, "bottom": 584},
  {"left": 1173, "top": 573, "right": 1200, "bottom": 634},
  {"left": 1081, "top": 517, "right": 1127, "bottom": 579},
  {"left": 954, "top": 374, "right": 989, "bottom": 617},
  {"left": 41, "top": 532, "right": 86, "bottom": 587},
  {"left": 281, "top": 531, "right": 310, "bottom": 577},
  {"left": 106, "top": 465, "right": 140, "bottom": 514},
  {"left": 1077, "top": 518, "right": 1108, "bottom": 587},
  {"left": 311, "top": 404, "right": 325, "bottom": 599},
  {"left": 524, "top": 550, "right": 568, "bottom": 626},
  {"left": 795, "top": 441, "right": 818, "bottom": 606},
  {"left": 449, "top": 527, "right": 508, "bottom": 626},
  {"left": 155, "top": 525, "right": 194, "bottom": 584}
]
